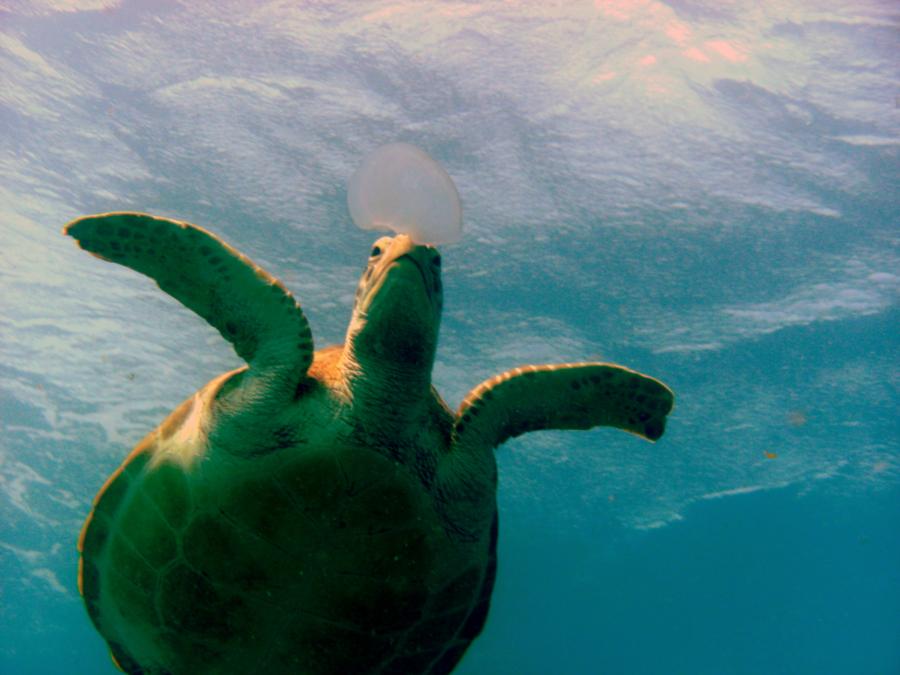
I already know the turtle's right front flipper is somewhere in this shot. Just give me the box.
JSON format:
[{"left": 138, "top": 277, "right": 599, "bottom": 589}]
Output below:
[{"left": 64, "top": 212, "right": 313, "bottom": 382}]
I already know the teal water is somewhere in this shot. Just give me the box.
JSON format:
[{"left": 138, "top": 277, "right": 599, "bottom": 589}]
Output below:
[{"left": 2, "top": 1, "right": 898, "bottom": 674}]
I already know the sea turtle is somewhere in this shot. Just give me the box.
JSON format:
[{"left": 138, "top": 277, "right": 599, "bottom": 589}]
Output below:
[{"left": 66, "top": 212, "right": 674, "bottom": 675}]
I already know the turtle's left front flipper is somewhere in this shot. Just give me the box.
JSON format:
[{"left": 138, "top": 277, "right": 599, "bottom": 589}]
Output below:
[
  {"left": 64, "top": 212, "right": 313, "bottom": 386},
  {"left": 436, "top": 363, "right": 674, "bottom": 539},
  {"left": 456, "top": 363, "right": 674, "bottom": 448}
]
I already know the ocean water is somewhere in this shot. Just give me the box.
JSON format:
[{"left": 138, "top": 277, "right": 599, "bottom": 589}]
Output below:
[{"left": 1, "top": 2, "right": 898, "bottom": 674}]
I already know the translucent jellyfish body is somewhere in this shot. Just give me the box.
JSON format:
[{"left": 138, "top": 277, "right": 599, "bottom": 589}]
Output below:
[{"left": 347, "top": 143, "right": 463, "bottom": 244}]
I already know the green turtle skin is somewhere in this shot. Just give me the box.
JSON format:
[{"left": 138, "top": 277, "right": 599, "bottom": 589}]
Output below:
[{"left": 67, "top": 212, "right": 674, "bottom": 674}]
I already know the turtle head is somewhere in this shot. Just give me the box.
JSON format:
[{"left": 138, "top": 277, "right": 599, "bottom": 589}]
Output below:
[{"left": 345, "top": 234, "right": 443, "bottom": 372}]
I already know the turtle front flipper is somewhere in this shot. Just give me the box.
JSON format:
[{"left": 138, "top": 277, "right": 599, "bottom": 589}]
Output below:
[
  {"left": 456, "top": 362, "right": 674, "bottom": 446},
  {"left": 64, "top": 212, "right": 313, "bottom": 383},
  {"left": 435, "top": 363, "right": 673, "bottom": 539}
]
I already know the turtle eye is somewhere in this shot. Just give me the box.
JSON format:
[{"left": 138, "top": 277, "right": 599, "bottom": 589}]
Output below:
[
  {"left": 370, "top": 245, "right": 382, "bottom": 258},
  {"left": 432, "top": 253, "right": 441, "bottom": 267}
]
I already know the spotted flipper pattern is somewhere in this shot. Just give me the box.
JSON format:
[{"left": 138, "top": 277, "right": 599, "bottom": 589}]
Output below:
[
  {"left": 64, "top": 212, "right": 313, "bottom": 381},
  {"left": 435, "top": 362, "right": 673, "bottom": 540},
  {"left": 454, "top": 362, "right": 674, "bottom": 451}
]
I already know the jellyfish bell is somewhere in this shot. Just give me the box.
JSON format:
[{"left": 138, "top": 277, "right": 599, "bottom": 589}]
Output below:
[{"left": 347, "top": 143, "right": 463, "bottom": 245}]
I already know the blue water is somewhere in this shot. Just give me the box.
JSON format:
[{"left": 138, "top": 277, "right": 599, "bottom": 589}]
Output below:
[{"left": 2, "top": 1, "right": 898, "bottom": 674}]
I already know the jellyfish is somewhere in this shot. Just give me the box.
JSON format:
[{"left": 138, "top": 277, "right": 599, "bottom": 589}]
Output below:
[{"left": 347, "top": 143, "right": 463, "bottom": 245}]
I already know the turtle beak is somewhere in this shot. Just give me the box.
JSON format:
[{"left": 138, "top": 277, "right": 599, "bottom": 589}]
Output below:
[
  {"left": 394, "top": 237, "right": 441, "bottom": 302},
  {"left": 348, "top": 234, "right": 443, "bottom": 368},
  {"left": 386, "top": 234, "right": 420, "bottom": 270},
  {"left": 360, "top": 235, "right": 442, "bottom": 314}
]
